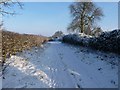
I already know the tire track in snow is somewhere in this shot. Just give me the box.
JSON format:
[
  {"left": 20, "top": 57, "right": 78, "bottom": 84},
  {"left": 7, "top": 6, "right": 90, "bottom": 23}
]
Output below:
[{"left": 56, "top": 44, "right": 82, "bottom": 88}]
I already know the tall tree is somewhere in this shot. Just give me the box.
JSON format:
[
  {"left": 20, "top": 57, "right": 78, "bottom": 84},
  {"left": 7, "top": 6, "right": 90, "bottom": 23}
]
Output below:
[{"left": 68, "top": 2, "right": 104, "bottom": 34}]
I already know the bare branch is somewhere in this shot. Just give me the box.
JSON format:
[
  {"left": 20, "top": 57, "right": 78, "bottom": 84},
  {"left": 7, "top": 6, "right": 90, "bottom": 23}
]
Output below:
[{"left": 0, "top": 0, "right": 23, "bottom": 16}]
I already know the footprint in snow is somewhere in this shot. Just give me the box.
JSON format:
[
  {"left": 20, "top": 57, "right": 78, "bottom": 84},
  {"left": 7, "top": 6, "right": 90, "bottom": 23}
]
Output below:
[
  {"left": 12, "top": 73, "right": 16, "bottom": 76},
  {"left": 98, "top": 68, "right": 103, "bottom": 73},
  {"left": 98, "top": 68, "right": 102, "bottom": 71},
  {"left": 76, "top": 84, "right": 81, "bottom": 88},
  {"left": 111, "top": 80, "right": 116, "bottom": 86},
  {"left": 70, "top": 73, "right": 75, "bottom": 78},
  {"left": 75, "top": 51, "right": 80, "bottom": 53}
]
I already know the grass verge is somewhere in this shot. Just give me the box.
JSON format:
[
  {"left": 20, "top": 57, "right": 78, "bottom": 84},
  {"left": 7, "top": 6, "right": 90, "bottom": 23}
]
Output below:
[{"left": 1, "top": 30, "right": 49, "bottom": 63}]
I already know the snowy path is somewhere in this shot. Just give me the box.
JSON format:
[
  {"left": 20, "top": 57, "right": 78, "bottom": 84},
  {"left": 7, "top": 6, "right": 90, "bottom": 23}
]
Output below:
[{"left": 2, "top": 41, "right": 119, "bottom": 88}]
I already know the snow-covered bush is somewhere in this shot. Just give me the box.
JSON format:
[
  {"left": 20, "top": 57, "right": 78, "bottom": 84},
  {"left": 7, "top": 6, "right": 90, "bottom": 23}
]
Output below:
[
  {"left": 62, "top": 33, "right": 91, "bottom": 46},
  {"left": 62, "top": 29, "right": 120, "bottom": 54},
  {"left": 90, "top": 29, "right": 120, "bottom": 54},
  {"left": 91, "top": 27, "right": 103, "bottom": 37}
]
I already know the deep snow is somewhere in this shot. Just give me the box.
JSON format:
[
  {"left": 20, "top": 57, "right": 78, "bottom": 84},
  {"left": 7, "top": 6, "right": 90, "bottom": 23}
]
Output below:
[{"left": 2, "top": 41, "right": 119, "bottom": 88}]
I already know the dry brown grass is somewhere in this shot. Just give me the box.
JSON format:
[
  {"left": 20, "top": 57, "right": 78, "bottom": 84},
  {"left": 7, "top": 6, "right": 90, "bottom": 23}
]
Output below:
[{"left": 1, "top": 30, "right": 49, "bottom": 62}]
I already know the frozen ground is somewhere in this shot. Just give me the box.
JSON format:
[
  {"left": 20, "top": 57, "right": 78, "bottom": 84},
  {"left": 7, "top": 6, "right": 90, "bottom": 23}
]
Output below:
[{"left": 2, "top": 41, "right": 119, "bottom": 88}]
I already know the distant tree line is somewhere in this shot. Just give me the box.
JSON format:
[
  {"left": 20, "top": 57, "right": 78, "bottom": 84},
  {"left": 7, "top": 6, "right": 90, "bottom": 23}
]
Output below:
[{"left": 52, "top": 31, "right": 64, "bottom": 38}]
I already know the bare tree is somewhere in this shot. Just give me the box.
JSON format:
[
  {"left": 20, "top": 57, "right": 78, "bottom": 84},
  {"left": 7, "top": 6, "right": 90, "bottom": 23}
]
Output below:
[
  {"left": 0, "top": 0, "right": 23, "bottom": 16},
  {"left": 0, "top": 0, "right": 23, "bottom": 29},
  {"left": 67, "top": 2, "right": 104, "bottom": 34}
]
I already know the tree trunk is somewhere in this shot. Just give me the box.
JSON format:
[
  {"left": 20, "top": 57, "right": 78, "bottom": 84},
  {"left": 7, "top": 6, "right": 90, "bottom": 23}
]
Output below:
[{"left": 80, "top": 17, "right": 85, "bottom": 34}]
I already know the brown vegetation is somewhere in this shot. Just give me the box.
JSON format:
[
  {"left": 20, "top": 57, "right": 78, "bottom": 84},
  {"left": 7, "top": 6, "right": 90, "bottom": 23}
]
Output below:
[{"left": 1, "top": 30, "right": 49, "bottom": 62}]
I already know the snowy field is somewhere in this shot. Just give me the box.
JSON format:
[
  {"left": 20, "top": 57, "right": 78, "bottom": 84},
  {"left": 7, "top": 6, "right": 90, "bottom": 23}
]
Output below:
[{"left": 2, "top": 41, "right": 119, "bottom": 88}]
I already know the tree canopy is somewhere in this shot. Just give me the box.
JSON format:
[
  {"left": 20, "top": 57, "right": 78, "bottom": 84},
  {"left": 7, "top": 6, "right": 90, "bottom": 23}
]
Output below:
[{"left": 68, "top": 2, "right": 104, "bottom": 35}]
